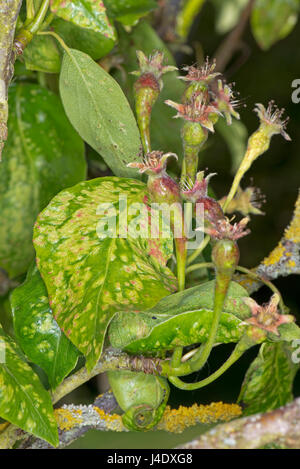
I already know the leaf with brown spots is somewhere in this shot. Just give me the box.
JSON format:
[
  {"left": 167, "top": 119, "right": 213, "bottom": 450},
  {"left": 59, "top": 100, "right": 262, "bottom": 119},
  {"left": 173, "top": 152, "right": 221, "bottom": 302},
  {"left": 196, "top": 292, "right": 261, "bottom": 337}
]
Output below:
[
  {"left": 0, "top": 325, "right": 59, "bottom": 447},
  {"left": 33, "top": 177, "right": 176, "bottom": 370}
]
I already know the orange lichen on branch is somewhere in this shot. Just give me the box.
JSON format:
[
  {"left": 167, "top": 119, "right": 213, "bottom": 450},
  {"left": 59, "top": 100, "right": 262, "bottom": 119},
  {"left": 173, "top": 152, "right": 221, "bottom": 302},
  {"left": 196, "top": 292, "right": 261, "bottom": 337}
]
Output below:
[
  {"left": 54, "top": 408, "right": 83, "bottom": 431},
  {"left": 262, "top": 191, "right": 300, "bottom": 267},
  {"left": 53, "top": 401, "right": 241, "bottom": 438},
  {"left": 93, "top": 407, "right": 124, "bottom": 432},
  {"left": 235, "top": 191, "right": 300, "bottom": 293},
  {"left": 262, "top": 242, "right": 286, "bottom": 267},
  {"left": 157, "top": 402, "right": 242, "bottom": 433},
  {"left": 259, "top": 192, "right": 300, "bottom": 274}
]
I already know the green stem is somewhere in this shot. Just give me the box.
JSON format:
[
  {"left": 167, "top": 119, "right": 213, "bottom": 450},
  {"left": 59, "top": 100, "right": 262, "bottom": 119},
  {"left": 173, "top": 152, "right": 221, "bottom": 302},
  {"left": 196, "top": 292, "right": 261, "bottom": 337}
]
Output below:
[
  {"left": 168, "top": 336, "right": 252, "bottom": 390},
  {"left": 170, "top": 203, "right": 187, "bottom": 292},
  {"left": 186, "top": 262, "right": 212, "bottom": 274},
  {"left": 189, "top": 268, "right": 233, "bottom": 373},
  {"left": 161, "top": 262, "right": 236, "bottom": 380},
  {"left": 171, "top": 347, "right": 183, "bottom": 368},
  {"left": 187, "top": 234, "right": 210, "bottom": 265},
  {"left": 26, "top": 0, "right": 50, "bottom": 34},
  {"left": 26, "top": 0, "right": 35, "bottom": 20},
  {"left": 38, "top": 31, "right": 71, "bottom": 56},
  {"left": 41, "top": 12, "right": 55, "bottom": 30},
  {"left": 236, "top": 265, "right": 285, "bottom": 311}
]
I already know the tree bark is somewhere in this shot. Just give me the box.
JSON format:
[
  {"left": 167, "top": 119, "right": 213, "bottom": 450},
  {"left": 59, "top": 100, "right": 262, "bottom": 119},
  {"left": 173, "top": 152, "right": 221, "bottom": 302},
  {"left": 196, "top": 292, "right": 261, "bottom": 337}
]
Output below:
[{"left": 0, "top": 0, "right": 23, "bottom": 159}]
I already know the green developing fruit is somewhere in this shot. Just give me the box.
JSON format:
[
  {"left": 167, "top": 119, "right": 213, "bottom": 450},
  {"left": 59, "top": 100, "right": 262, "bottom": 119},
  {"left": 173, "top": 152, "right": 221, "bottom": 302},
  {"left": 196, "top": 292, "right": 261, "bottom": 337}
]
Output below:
[{"left": 108, "top": 370, "right": 170, "bottom": 431}]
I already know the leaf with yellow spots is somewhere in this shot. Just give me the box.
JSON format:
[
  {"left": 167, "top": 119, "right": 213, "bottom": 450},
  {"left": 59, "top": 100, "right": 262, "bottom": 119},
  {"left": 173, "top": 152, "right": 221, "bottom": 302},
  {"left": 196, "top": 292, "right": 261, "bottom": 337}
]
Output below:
[
  {"left": 33, "top": 177, "right": 176, "bottom": 370},
  {"left": 0, "top": 325, "right": 59, "bottom": 447},
  {"left": 11, "top": 264, "right": 81, "bottom": 389},
  {"left": 238, "top": 342, "right": 299, "bottom": 415},
  {"left": 0, "top": 83, "right": 86, "bottom": 278}
]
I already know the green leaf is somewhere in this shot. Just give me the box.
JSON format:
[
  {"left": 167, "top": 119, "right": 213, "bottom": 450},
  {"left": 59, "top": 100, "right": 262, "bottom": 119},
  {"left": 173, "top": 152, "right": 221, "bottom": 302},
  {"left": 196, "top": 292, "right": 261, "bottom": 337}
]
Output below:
[
  {"left": 0, "top": 295, "right": 14, "bottom": 337},
  {"left": 104, "top": 0, "right": 157, "bottom": 25},
  {"left": 238, "top": 342, "right": 299, "bottom": 415},
  {"left": 146, "top": 279, "right": 251, "bottom": 318},
  {"left": 23, "top": 34, "right": 61, "bottom": 73},
  {"left": 50, "top": 0, "right": 116, "bottom": 38},
  {"left": 117, "top": 21, "right": 184, "bottom": 157},
  {"left": 215, "top": 118, "right": 248, "bottom": 175},
  {"left": 0, "top": 325, "right": 59, "bottom": 446},
  {"left": 251, "top": 0, "right": 300, "bottom": 50},
  {"left": 212, "top": 0, "right": 249, "bottom": 34},
  {"left": 33, "top": 177, "right": 177, "bottom": 370},
  {"left": 59, "top": 48, "right": 142, "bottom": 178},
  {"left": 11, "top": 265, "right": 80, "bottom": 389},
  {"left": 0, "top": 83, "right": 86, "bottom": 278},
  {"left": 52, "top": 17, "right": 115, "bottom": 61},
  {"left": 109, "top": 280, "right": 251, "bottom": 353}
]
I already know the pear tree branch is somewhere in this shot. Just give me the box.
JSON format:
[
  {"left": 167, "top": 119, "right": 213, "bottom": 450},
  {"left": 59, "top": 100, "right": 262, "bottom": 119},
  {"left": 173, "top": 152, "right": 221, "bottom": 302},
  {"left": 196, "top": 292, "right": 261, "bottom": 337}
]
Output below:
[
  {"left": 0, "top": 0, "right": 22, "bottom": 158},
  {"left": 178, "top": 397, "right": 300, "bottom": 449},
  {"left": 235, "top": 191, "right": 300, "bottom": 293}
]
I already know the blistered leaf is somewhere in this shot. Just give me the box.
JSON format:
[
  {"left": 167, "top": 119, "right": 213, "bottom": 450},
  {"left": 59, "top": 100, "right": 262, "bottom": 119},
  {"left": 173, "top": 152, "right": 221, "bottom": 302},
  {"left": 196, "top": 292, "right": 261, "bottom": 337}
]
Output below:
[
  {"left": 23, "top": 34, "right": 61, "bottom": 73},
  {"left": 52, "top": 17, "right": 115, "bottom": 61},
  {"left": 104, "top": 0, "right": 157, "bottom": 25},
  {"left": 109, "top": 280, "right": 251, "bottom": 353},
  {"left": 11, "top": 265, "right": 80, "bottom": 389},
  {"left": 0, "top": 326, "right": 59, "bottom": 446},
  {"left": 251, "top": 0, "right": 300, "bottom": 50},
  {"left": 33, "top": 177, "right": 176, "bottom": 370},
  {"left": 50, "top": 0, "right": 115, "bottom": 38},
  {"left": 238, "top": 342, "right": 299, "bottom": 415},
  {"left": 59, "top": 48, "right": 142, "bottom": 177},
  {"left": 0, "top": 84, "right": 86, "bottom": 278}
]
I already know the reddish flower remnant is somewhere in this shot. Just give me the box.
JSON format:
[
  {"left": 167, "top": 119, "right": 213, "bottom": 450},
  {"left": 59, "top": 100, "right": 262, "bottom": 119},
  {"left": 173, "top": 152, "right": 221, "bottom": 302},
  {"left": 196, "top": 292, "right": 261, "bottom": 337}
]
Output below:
[{"left": 243, "top": 294, "right": 294, "bottom": 336}]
